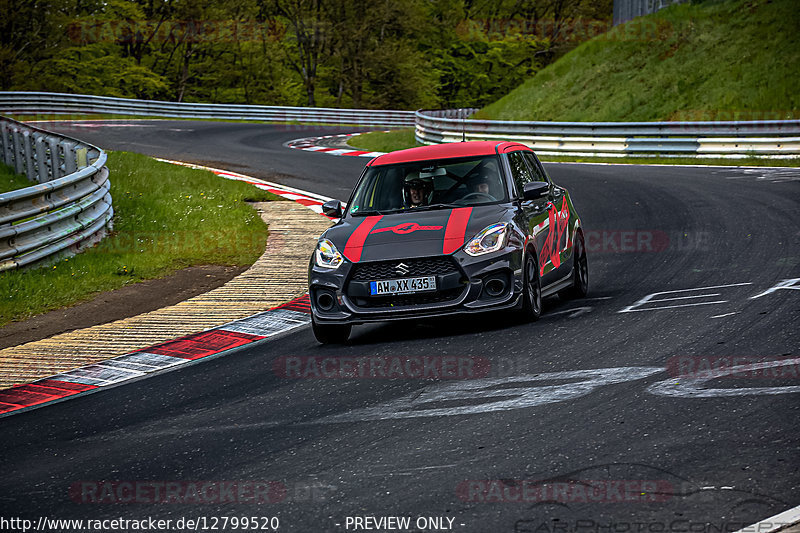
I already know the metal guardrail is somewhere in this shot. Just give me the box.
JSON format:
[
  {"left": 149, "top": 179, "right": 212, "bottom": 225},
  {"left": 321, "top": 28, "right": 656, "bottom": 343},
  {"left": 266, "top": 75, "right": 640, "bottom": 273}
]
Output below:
[
  {"left": 0, "top": 116, "right": 112, "bottom": 272},
  {"left": 415, "top": 109, "right": 800, "bottom": 158},
  {"left": 2, "top": 92, "right": 797, "bottom": 159},
  {"left": 0, "top": 92, "right": 416, "bottom": 128},
  {"left": 613, "top": 0, "right": 686, "bottom": 26}
]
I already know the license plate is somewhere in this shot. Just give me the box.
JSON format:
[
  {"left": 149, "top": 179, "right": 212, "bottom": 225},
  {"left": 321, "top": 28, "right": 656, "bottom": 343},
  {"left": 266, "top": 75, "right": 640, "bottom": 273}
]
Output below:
[{"left": 370, "top": 276, "right": 436, "bottom": 296}]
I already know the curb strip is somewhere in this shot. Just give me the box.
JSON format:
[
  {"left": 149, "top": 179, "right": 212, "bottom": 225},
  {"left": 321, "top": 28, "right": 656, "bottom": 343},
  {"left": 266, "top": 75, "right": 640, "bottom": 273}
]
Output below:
[
  {"left": 154, "top": 158, "right": 339, "bottom": 218},
  {"left": 0, "top": 296, "right": 312, "bottom": 418},
  {"left": 285, "top": 133, "right": 386, "bottom": 158},
  {"left": 0, "top": 160, "right": 334, "bottom": 418}
]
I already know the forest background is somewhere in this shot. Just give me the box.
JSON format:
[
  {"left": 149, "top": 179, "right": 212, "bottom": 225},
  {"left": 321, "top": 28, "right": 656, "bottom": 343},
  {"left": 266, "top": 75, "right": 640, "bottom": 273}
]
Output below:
[{"left": 0, "top": 0, "right": 613, "bottom": 110}]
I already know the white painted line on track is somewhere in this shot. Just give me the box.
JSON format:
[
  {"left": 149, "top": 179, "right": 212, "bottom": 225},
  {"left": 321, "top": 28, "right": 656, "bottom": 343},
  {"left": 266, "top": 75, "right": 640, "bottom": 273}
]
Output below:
[
  {"left": 710, "top": 312, "right": 739, "bottom": 319},
  {"left": 619, "top": 282, "right": 753, "bottom": 313},
  {"left": 732, "top": 504, "right": 800, "bottom": 533}
]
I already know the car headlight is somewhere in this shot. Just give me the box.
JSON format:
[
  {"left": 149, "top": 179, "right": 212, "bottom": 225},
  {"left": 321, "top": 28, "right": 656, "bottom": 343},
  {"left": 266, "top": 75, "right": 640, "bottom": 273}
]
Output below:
[
  {"left": 464, "top": 223, "right": 510, "bottom": 256},
  {"left": 315, "top": 238, "right": 344, "bottom": 269}
]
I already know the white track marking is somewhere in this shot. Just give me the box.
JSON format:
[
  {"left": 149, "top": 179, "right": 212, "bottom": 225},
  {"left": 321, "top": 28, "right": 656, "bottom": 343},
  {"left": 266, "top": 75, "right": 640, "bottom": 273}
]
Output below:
[
  {"left": 648, "top": 358, "right": 800, "bottom": 398},
  {"left": 619, "top": 283, "right": 753, "bottom": 313},
  {"left": 314, "top": 367, "right": 663, "bottom": 423},
  {"left": 750, "top": 279, "right": 800, "bottom": 299},
  {"left": 732, "top": 503, "right": 800, "bottom": 533}
]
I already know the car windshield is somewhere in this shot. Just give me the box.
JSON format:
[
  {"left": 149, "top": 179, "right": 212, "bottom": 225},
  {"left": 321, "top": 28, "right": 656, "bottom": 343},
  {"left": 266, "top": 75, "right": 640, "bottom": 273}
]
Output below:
[{"left": 348, "top": 155, "right": 508, "bottom": 215}]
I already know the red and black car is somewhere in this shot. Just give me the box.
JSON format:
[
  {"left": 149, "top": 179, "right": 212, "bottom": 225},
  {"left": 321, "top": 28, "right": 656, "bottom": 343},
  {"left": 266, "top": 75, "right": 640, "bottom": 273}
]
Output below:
[{"left": 308, "top": 141, "right": 588, "bottom": 343}]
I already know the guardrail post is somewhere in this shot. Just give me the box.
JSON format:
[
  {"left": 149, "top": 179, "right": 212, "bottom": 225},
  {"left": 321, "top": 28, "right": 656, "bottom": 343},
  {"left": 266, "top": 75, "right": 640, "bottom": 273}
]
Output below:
[
  {"left": 62, "top": 141, "right": 77, "bottom": 175},
  {"left": 12, "top": 128, "right": 25, "bottom": 176},
  {"left": 48, "top": 138, "right": 62, "bottom": 179},
  {"left": 0, "top": 123, "right": 9, "bottom": 165},
  {"left": 22, "top": 130, "right": 37, "bottom": 182},
  {"left": 34, "top": 135, "right": 51, "bottom": 182}
]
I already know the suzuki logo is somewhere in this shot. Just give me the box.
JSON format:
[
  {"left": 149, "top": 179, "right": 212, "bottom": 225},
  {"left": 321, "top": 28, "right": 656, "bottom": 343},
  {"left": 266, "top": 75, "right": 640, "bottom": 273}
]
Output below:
[{"left": 396, "top": 262, "right": 411, "bottom": 276}]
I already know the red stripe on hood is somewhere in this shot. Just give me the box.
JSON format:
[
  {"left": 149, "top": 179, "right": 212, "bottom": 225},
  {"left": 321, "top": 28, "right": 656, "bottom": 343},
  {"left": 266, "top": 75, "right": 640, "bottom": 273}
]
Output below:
[
  {"left": 443, "top": 207, "right": 473, "bottom": 254},
  {"left": 343, "top": 215, "right": 383, "bottom": 262}
]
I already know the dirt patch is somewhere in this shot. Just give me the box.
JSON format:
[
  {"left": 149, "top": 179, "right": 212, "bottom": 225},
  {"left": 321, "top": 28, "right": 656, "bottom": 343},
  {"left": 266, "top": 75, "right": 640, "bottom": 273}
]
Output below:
[{"left": 0, "top": 265, "right": 245, "bottom": 350}]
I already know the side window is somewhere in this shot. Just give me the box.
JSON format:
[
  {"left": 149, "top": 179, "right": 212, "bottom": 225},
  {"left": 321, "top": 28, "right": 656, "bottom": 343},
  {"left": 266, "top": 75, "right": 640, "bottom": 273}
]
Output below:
[
  {"left": 522, "top": 152, "right": 548, "bottom": 183},
  {"left": 507, "top": 152, "right": 534, "bottom": 196}
]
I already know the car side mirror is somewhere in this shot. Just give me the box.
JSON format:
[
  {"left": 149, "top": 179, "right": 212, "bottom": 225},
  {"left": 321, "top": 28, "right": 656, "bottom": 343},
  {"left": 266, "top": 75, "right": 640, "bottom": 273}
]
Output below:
[
  {"left": 322, "top": 200, "right": 344, "bottom": 218},
  {"left": 522, "top": 182, "right": 549, "bottom": 201}
]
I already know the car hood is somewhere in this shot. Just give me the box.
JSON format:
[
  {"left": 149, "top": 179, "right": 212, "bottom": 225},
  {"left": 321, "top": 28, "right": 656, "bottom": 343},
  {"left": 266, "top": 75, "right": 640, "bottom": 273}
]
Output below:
[{"left": 323, "top": 205, "right": 510, "bottom": 263}]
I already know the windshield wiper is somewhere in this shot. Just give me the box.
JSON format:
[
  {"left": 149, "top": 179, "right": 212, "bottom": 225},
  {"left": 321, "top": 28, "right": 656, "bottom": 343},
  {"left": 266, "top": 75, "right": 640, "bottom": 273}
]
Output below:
[
  {"left": 412, "top": 203, "right": 462, "bottom": 211},
  {"left": 350, "top": 209, "right": 382, "bottom": 216},
  {"left": 350, "top": 207, "right": 406, "bottom": 216}
]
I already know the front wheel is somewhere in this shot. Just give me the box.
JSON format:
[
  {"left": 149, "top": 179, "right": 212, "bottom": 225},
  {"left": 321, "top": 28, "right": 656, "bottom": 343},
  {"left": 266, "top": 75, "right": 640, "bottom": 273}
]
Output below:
[
  {"left": 559, "top": 233, "right": 589, "bottom": 300},
  {"left": 312, "top": 316, "right": 351, "bottom": 344},
  {"left": 521, "top": 253, "right": 542, "bottom": 321}
]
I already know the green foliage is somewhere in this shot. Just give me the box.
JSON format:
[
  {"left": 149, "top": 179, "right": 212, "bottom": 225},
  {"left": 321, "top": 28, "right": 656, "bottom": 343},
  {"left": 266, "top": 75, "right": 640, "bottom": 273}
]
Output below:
[
  {"left": 0, "top": 162, "right": 32, "bottom": 192},
  {"left": 3, "top": 0, "right": 611, "bottom": 110},
  {"left": 30, "top": 45, "right": 170, "bottom": 99},
  {"left": 0, "top": 151, "right": 280, "bottom": 325},
  {"left": 432, "top": 31, "right": 548, "bottom": 108},
  {"left": 481, "top": 0, "right": 800, "bottom": 121}
]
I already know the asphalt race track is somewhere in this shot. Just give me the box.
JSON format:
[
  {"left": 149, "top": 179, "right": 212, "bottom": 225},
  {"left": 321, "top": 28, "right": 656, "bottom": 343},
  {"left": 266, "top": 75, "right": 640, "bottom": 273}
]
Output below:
[{"left": 1, "top": 121, "right": 798, "bottom": 532}]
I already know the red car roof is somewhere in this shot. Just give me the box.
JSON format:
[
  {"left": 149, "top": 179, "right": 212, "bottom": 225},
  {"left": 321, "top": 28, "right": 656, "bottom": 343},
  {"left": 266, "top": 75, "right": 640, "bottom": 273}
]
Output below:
[{"left": 369, "top": 141, "right": 531, "bottom": 166}]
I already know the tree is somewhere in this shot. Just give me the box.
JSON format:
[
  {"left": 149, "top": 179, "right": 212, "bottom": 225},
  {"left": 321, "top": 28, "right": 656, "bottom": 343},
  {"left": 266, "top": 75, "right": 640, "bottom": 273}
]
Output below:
[{"left": 259, "top": 0, "right": 331, "bottom": 106}]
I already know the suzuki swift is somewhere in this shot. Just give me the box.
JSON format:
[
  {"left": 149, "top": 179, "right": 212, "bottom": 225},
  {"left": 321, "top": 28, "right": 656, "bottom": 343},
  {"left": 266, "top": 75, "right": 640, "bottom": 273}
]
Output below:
[{"left": 308, "top": 141, "right": 588, "bottom": 344}]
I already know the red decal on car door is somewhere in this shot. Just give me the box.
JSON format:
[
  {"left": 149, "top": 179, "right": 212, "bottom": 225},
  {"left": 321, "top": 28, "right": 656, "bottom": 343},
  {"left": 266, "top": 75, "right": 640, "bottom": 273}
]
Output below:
[
  {"left": 539, "top": 202, "right": 570, "bottom": 275},
  {"left": 343, "top": 215, "right": 383, "bottom": 262},
  {"left": 443, "top": 208, "right": 473, "bottom": 255}
]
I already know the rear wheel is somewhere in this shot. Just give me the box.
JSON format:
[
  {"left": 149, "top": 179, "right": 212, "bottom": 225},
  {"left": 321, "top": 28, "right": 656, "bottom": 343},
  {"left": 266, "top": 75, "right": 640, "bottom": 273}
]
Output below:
[
  {"left": 521, "top": 253, "right": 542, "bottom": 321},
  {"left": 559, "top": 233, "right": 588, "bottom": 300},
  {"left": 312, "top": 316, "right": 351, "bottom": 344}
]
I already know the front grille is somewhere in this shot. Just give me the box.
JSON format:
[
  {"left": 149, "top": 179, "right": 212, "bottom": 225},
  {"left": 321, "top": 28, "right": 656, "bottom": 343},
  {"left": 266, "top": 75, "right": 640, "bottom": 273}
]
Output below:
[
  {"left": 351, "top": 288, "right": 465, "bottom": 308},
  {"left": 350, "top": 257, "right": 458, "bottom": 281}
]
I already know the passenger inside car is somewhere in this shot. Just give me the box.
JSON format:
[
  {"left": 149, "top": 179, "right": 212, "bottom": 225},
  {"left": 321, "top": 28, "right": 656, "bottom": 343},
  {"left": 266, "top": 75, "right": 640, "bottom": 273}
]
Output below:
[{"left": 403, "top": 172, "right": 433, "bottom": 208}]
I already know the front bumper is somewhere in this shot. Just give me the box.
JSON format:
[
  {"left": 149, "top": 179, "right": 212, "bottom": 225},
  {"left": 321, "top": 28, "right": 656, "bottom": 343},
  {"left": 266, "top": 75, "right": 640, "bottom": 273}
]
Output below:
[{"left": 308, "top": 247, "right": 524, "bottom": 325}]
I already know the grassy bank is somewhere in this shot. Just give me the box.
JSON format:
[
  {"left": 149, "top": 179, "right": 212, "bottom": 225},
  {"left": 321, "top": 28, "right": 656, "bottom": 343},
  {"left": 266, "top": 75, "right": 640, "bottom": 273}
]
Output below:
[
  {"left": 0, "top": 152, "right": 280, "bottom": 326},
  {"left": 0, "top": 163, "right": 33, "bottom": 192},
  {"left": 348, "top": 129, "right": 421, "bottom": 153},
  {"left": 481, "top": 0, "right": 798, "bottom": 122},
  {"left": 347, "top": 0, "right": 798, "bottom": 165}
]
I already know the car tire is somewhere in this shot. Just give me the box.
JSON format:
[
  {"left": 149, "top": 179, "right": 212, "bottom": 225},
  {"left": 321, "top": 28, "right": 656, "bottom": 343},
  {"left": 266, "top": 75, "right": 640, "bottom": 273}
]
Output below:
[
  {"left": 559, "top": 232, "right": 589, "bottom": 300},
  {"left": 312, "top": 316, "right": 351, "bottom": 344},
  {"left": 521, "top": 253, "right": 542, "bottom": 321}
]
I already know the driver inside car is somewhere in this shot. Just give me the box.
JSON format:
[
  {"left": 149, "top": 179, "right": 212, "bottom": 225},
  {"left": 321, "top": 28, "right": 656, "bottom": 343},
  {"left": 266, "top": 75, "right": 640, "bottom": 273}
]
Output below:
[
  {"left": 403, "top": 172, "right": 433, "bottom": 208},
  {"left": 471, "top": 176, "right": 490, "bottom": 195},
  {"left": 463, "top": 159, "right": 498, "bottom": 201}
]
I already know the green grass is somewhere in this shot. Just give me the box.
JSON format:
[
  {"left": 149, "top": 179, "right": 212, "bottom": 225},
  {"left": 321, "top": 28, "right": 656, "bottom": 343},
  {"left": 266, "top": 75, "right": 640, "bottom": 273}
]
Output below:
[
  {"left": 0, "top": 151, "right": 281, "bottom": 326},
  {"left": 347, "top": 129, "right": 421, "bottom": 153},
  {"left": 479, "top": 0, "right": 799, "bottom": 122},
  {"left": 0, "top": 163, "right": 33, "bottom": 192}
]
